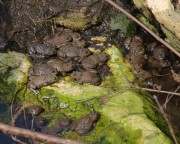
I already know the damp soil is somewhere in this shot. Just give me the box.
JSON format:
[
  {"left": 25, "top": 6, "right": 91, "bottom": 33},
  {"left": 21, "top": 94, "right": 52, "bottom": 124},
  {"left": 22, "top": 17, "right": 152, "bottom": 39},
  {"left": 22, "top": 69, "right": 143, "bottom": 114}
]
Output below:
[{"left": 0, "top": 0, "right": 180, "bottom": 143}]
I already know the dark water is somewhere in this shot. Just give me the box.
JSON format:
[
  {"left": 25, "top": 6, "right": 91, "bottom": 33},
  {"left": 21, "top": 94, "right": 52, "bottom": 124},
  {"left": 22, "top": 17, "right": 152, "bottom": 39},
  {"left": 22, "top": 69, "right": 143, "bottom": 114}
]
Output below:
[{"left": 0, "top": 133, "right": 16, "bottom": 144}]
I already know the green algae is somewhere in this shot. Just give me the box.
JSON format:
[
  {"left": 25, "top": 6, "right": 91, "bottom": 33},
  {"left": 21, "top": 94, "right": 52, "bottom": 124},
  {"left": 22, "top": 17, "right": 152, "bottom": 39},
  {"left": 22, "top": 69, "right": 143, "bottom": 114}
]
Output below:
[
  {"left": 137, "top": 14, "right": 161, "bottom": 36},
  {"left": 0, "top": 51, "right": 32, "bottom": 102},
  {"left": 110, "top": 13, "right": 137, "bottom": 36},
  {"left": 54, "top": 11, "right": 98, "bottom": 30}
]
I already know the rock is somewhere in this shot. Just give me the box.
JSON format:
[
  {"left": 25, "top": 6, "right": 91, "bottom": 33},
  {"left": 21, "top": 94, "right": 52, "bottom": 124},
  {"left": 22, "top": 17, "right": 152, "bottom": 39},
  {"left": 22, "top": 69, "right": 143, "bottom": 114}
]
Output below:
[
  {"left": 0, "top": 51, "right": 31, "bottom": 102},
  {"left": 133, "top": 0, "right": 180, "bottom": 52},
  {"left": 0, "top": 46, "right": 173, "bottom": 143}
]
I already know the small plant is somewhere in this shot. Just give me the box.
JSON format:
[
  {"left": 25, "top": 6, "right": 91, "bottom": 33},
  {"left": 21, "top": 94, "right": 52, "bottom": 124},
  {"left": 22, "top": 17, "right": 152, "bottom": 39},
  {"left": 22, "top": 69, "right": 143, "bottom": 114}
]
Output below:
[{"left": 110, "top": 13, "right": 136, "bottom": 36}]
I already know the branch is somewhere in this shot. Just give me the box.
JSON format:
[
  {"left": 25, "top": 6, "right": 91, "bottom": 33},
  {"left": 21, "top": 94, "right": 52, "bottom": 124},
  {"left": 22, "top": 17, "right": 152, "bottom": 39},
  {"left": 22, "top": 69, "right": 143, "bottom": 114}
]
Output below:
[
  {"left": 0, "top": 123, "right": 83, "bottom": 144},
  {"left": 104, "top": 0, "right": 180, "bottom": 57},
  {"left": 133, "top": 86, "right": 180, "bottom": 96},
  {"left": 153, "top": 95, "right": 178, "bottom": 144}
]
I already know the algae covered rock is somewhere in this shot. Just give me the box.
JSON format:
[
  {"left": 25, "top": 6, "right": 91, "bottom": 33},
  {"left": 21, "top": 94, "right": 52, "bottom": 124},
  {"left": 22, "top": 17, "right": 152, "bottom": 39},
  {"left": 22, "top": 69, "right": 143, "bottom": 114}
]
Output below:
[
  {"left": 0, "top": 51, "right": 31, "bottom": 102},
  {"left": 36, "top": 46, "right": 173, "bottom": 144},
  {"left": 0, "top": 47, "right": 173, "bottom": 143}
]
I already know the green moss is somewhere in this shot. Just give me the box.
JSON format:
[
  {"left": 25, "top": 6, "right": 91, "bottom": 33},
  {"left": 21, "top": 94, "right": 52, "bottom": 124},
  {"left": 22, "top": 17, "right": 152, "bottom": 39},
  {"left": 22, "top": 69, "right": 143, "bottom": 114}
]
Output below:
[
  {"left": 137, "top": 14, "right": 160, "bottom": 36},
  {"left": 110, "top": 13, "right": 137, "bottom": 36},
  {"left": 54, "top": 11, "right": 98, "bottom": 30},
  {"left": 0, "top": 51, "right": 32, "bottom": 102}
]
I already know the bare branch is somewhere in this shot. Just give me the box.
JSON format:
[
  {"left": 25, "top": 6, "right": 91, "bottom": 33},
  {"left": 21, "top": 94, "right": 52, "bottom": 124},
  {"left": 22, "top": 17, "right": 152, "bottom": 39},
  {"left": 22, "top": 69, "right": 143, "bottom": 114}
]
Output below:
[
  {"left": 104, "top": 0, "right": 180, "bottom": 57},
  {"left": 0, "top": 123, "right": 83, "bottom": 144},
  {"left": 133, "top": 85, "right": 180, "bottom": 96},
  {"left": 153, "top": 95, "right": 178, "bottom": 144}
]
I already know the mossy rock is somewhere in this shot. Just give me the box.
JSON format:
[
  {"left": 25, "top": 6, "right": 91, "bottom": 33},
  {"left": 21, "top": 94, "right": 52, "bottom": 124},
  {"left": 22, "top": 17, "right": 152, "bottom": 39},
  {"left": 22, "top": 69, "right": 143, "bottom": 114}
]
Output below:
[
  {"left": 0, "top": 47, "right": 173, "bottom": 143},
  {"left": 36, "top": 46, "right": 172, "bottom": 143},
  {"left": 0, "top": 51, "right": 32, "bottom": 102}
]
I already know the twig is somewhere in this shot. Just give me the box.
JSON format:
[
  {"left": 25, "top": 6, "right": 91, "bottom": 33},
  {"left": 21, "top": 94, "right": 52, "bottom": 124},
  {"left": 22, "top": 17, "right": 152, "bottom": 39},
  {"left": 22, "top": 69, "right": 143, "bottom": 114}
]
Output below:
[
  {"left": 153, "top": 95, "right": 178, "bottom": 144},
  {"left": 104, "top": 0, "right": 180, "bottom": 57},
  {"left": 118, "top": 63, "right": 180, "bottom": 96},
  {"left": 0, "top": 122, "right": 83, "bottom": 144},
  {"left": 133, "top": 85, "right": 180, "bottom": 96},
  {"left": 163, "top": 85, "right": 180, "bottom": 108}
]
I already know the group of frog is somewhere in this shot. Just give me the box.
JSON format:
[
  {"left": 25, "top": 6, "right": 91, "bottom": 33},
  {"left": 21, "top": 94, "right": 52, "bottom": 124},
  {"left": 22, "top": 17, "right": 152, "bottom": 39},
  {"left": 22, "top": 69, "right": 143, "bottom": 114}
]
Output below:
[
  {"left": 27, "top": 29, "right": 111, "bottom": 92},
  {"left": 124, "top": 36, "right": 169, "bottom": 81},
  {"left": 26, "top": 104, "right": 100, "bottom": 136}
]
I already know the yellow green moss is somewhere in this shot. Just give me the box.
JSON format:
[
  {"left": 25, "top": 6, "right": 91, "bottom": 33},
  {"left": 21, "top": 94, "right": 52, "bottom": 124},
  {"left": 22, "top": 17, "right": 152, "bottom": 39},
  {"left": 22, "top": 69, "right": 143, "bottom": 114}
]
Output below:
[{"left": 54, "top": 11, "right": 98, "bottom": 30}]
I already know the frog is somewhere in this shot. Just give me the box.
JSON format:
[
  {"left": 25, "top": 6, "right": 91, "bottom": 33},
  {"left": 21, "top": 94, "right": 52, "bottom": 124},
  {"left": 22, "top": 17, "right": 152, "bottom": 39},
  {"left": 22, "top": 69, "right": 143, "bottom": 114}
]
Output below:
[
  {"left": 134, "top": 69, "right": 152, "bottom": 81},
  {"left": 57, "top": 44, "right": 91, "bottom": 62},
  {"left": 28, "top": 41, "right": 57, "bottom": 58},
  {"left": 41, "top": 118, "right": 73, "bottom": 135},
  {"left": 147, "top": 42, "right": 168, "bottom": 61},
  {"left": 81, "top": 53, "right": 110, "bottom": 70},
  {"left": 28, "top": 63, "right": 58, "bottom": 77},
  {"left": 47, "top": 58, "right": 75, "bottom": 75},
  {"left": 147, "top": 56, "right": 169, "bottom": 69},
  {"left": 147, "top": 42, "right": 169, "bottom": 69},
  {"left": 97, "top": 65, "right": 112, "bottom": 78},
  {"left": 71, "top": 111, "right": 101, "bottom": 135},
  {"left": 26, "top": 105, "right": 44, "bottom": 116},
  {"left": 127, "top": 54, "right": 148, "bottom": 70},
  {"left": 69, "top": 30, "right": 86, "bottom": 47},
  {"left": 71, "top": 71, "right": 101, "bottom": 85},
  {"left": 27, "top": 73, "right": 58, "bottom": 93},
  {"left": 124, "top": 36, "right": 145, "bottom": 55},
  {"left": 43, "top": 32, "right": 73, "bottom": 48},
  {"left": 43, "top": 30, "right": 86, "bottom": 48}
]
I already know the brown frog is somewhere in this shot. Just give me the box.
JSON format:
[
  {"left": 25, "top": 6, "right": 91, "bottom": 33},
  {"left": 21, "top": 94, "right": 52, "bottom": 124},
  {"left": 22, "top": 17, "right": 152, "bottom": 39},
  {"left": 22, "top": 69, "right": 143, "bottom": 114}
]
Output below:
[
  {"left": 28, "top": 63, "right": 58, "bottom": 77},
  {"left": 148, "top": 57, "right": 169, "bottom": 69},
  {"left": 28, "top": 41, "right": 57, "bottom": 58},
  {"left": 27, "top": 73, "right": 58, "bottom": 93},
  {"left": 147, "top": 42, "right": 168, "bottom": 60},
  {"left": 124, "top": 36, "right": 145, "bottom": 55},
  {"left": 70, "top": 31, "right": 86, "bottom": 47},
  {"left": 47, "top": 58, "right": 75, "bottom": 75},
  {"left": 147, "top": 42, "right": 169, "bottom": 69},
  {"left": 127, "top": 54, "right": 148, "bottom": 69},
  {"left": 134, "top": 69, "right": 152, "bottom": 81},
  {"left": 71, "top": 71, "right": 101, "bottom": 85},
  {"left": 41, "top": 118, "right": 73, "bottom": 135},
  {"left": 81, "top": 53, "right": 110, "bottom": 70},
  {"left": 97, "top": 65, "right": 112, "bottom": 78},
  {"left": 71, "top": 111, "right": 101, "bottom": 135},
  {"left": 43, "top": 30, "right": 86, "bottom": 48},
  {"left": 26, "top": 105, "right": 44, "bottom": 116},
  {"left": 57, "top": 44, "right": 91, "bottom": 62},
  {"left": 43, "top": 33, "right": 72, "bottom": 48}
]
